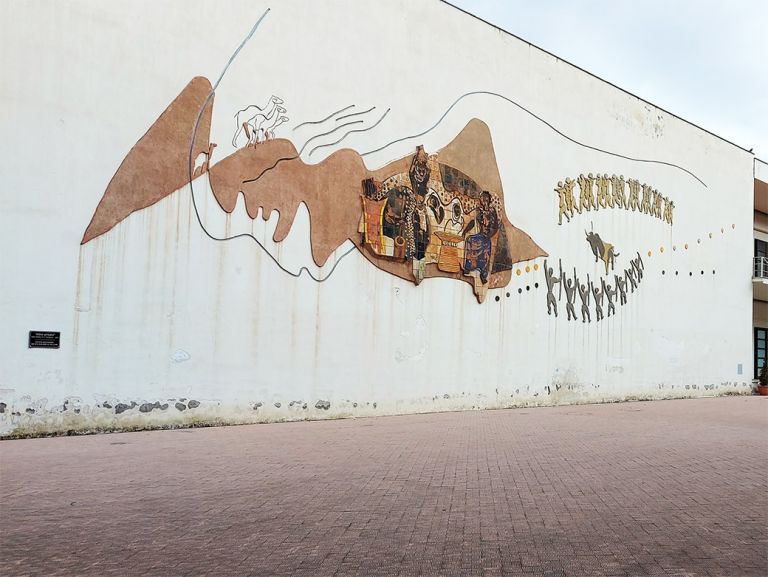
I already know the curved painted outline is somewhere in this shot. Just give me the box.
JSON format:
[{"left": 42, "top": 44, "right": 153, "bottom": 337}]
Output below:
[
  {"left": 361, "top": 90, "right": 707, "bottom": 187},
  {"left": 309, "top": 108, "right": 391, "bottom": 157},
  {"left": 187, "top": 8, "right": 357, "bottom": 283},
  {"left": 293, "top": 104, "right": 354, "bottom": 131},
  {"left": 297, "top": 119, "right": 364, "bottom": 156},
  {"left": 336, "top": 106, "right": 375, "bottom": 122},
  {"left": 243, "top": 107, "right": 386, "bottom": 182}
]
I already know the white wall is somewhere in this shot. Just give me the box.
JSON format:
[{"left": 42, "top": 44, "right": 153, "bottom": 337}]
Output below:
[
  {"left": 756, "top": 159, "right": 768, "bottom": 183},
  {"left": 0, "top": 0, "right": 754, "bottom": 436}
]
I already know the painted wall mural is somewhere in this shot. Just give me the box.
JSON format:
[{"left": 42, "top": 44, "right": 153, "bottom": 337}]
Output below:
[
  {"left": 81, "top": 76, "right": 546, "bottom": 303},
  {"left": 79, "top": 8, "right": 731, "bottom": 318},
  {"left": 81, "top": 77, "right": 214, "bottom": 244},
  {"left": 585, "top": 229, "right": 619, "bottom": 274},
  {"left": 2, "top": 2, "right": 755, "bottom": 440},
  {"left": 555, "top": 174, "right": 675, "bottom": 225},
  {"left": 78, "top": 70, "right": 732, "bottom": 314},
  {"left": 232, "top": 95, "right": 288, "bottom": 147},
  {"left": 358, "top": 137, "right": 542, "bottom": 301},
  {"left": 542, "top": 251, "right": 643, "bottom": 322}
]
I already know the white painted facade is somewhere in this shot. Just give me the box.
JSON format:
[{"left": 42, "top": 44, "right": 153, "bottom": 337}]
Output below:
[
  {"left": 0, "top": 0, "right": 754, "bottom": 436},
  {"left": 756, "top": 159, "right": 768, "bottom": 184}
]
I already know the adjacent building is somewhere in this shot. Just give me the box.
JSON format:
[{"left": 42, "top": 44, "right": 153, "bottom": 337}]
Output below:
[{"left": 753, "top": 159, "right": 768, "bottom": 378}]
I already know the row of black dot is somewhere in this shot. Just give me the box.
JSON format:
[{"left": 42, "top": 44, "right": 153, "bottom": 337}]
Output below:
[
  {"left": 493, "top": 270, "right": 717, "bottom": 301},
  {"left": 495, "top": 283, "right": 541, "bottom": 301},
  {"left": 662, "top": 270, "right": 716, "bottom": 276}
]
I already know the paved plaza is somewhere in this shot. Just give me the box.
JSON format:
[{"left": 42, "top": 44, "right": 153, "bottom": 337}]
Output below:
[{"left": 1, "top": 397, "right": 766, "bottom": 576}]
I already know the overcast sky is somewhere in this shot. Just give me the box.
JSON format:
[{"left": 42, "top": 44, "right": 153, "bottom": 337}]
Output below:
[{"left": 448, "top": 0, "right": 767, "bottom": 161}]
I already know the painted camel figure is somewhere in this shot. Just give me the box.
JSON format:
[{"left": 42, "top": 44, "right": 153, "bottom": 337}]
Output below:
[
  {"left": 264, "top": 114, "right": 289, "bottom": 141},
  {"left": 232, "top": 95, "right": 286, "bottom": 148}
]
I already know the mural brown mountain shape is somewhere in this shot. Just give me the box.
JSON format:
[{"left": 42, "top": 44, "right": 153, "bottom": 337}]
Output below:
[
  {"left": 207, "top": 119, "right": 545, "bottom": 300},
  {"left": 82, "top": 76, "right": 546, "bottom": 301},
  {"left": 81, "top": 77, "right": 214, "bottom": 244}
]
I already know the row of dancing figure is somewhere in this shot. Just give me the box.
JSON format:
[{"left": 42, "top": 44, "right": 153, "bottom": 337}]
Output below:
[{"left": 543, "top": 253, "right": 644, "bottom": 322}]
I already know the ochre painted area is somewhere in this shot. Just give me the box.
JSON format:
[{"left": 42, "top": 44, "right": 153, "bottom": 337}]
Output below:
[
  {"left": 208, "top": 119, "right": 546, "bottom": 301},
  {"left": 209, "top": 141, "right": 369, "bottom": 268},
  {"left": 82, "top": 75, "right": 544, "bottom": 301},
  {"left": 81, "top": 77, "right": 214, "bottom": 244}
]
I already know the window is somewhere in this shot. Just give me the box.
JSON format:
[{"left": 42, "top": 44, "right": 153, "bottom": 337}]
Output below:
[
  {"left": 755, "top": 327, "right": 767, "bottom": 379},
  {"left": 756, "top": 239, "right": 768, "bottom": 258},
  {"left": 755, "top": 240, "right": 768, "bottom": 277}
]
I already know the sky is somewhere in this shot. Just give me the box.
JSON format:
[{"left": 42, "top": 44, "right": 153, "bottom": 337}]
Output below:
[{"left": 447, "top": 0, "right": 768, "bottom": 161}]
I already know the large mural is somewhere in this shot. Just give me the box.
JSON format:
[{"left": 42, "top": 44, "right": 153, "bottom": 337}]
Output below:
[
  {"left": 80, "top": 71, "right": 735, "bottom": 317},
  {"left": 82, "top": 77, "right": 546, "bottom": 303},
  {"left": 80, "top": 10, "right": 733, "bottom": 317}
]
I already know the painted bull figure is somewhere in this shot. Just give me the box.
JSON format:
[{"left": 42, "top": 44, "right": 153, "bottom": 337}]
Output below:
[{"left": 585, "top": 230, "right": 620, "bottom": 274}]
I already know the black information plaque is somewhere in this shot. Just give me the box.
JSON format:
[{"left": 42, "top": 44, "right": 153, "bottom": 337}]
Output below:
[{"left": 28, "top": 331, "right": 60, "bottom": 349}]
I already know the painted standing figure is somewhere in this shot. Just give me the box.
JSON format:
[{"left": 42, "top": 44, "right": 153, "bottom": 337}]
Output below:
[
  {"left": 591, "top": 280, "right": 604, "bottom": 322},
  {"left": 631, "top": 251, "right": 644, "bottom": 282},
  {"left": 544, "top": 259, "right": 561, "bottom": 316},
  {"left": 602, "top": 278, "right": 617, "bottom": 316},
  {"left": 578, "top": 277, "right": 591, "bottom": 323},
  {"left": 615, "top": 274, "right": 627, "bottom": 305},
  {"left": 463, "top": 190, "right": 499, "bottom": 285},
  {"left": 382, "top": 187, "right": 409, "bottom": 259},
  {"left": 555, "top": 178, "right": 577, "bottom": 224},
  {"left": 564, "top": 273, "right": 578, "bottom": 321},
  {"left": 625, "top": 267, "right": 637, "bottom": 293},
  {"left": 409, "top": 147, "right": 431, "bottom": 282}
]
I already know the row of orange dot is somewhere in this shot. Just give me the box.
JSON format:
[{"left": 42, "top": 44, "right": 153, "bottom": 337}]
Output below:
[
  {"left": 512, "top": 224, "right": 736, "bottom": 274},
  {"left": 647, "top": 223, "right": 735, "bottom": 258},
  {"left": 515, "top": 263, "right": 539, "bottom": 276}
]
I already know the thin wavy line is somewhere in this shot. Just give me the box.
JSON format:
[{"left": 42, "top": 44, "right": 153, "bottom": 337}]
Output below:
[
  {"left": 293, "top": 104, "right": 354, "bottom": 131},
  {"left": 241, "top": 118, "right": 367, "bottom": 185},
  {"left": 297, "top": 119, "right": 364, "bottom": 156},
  {"left": 360, "top": 90, "right": 706, "bottom": 187},
  {"left": 186, "top": 8, "right": 357, "bottom": 283},
  {"left": 309, "top": 108, "right": 391, "bottom": 157},
  {"left": 242, "top": 155, "right": 297, "bottom": 184},
  {"left": 246, "top": 108, "right": 389, "bottom": 181},
  {"left": 336, "top": 106, "right": 375, "bottom": 122}
]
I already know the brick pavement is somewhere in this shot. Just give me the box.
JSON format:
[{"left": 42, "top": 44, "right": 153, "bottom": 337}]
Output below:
[{"left": 1, "top": 397, "right": 766, "bottom": 577}]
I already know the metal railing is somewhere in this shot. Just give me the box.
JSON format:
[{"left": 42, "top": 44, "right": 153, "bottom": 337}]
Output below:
[{"left": 755, "top": 256, "right": 768, "bottom": 279}]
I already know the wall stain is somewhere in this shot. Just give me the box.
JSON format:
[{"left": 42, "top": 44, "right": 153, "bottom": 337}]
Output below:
[{"left": 0, "top": 383, "right": 757, "bottom": 439}]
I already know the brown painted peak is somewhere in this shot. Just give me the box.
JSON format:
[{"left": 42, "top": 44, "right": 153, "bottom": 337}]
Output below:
[
  {"left": 82, "top": 76, "right": 545, "bottom": 303},
  {"left": 81, "top": 76, "right": 213, "bottom": 244}
]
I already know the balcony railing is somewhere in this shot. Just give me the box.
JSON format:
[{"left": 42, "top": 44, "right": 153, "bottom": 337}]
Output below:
[{"left": 755, "top": 257, "right": 768, "bottom": 279}]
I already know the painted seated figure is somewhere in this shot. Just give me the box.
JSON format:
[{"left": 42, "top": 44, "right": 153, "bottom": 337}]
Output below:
[
  {"left": 462, "top": 190, "right": 499, "bottom": 285},
  {"left": 382, "top": 187, "right": 409, "bottom": 259},
  {"left": 433, "top": 200, "right": 465, "bottom": 273}
]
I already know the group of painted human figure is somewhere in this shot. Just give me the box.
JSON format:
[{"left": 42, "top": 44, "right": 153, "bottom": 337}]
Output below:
[
  {"left": 555, "top": 173, "right": 675, "bottom": 226},
  {"left": 360, "top": 146, "right": 513, "bottom": 298},
  {"left": 543, "top": 252, "right": 645, "bottom": 322}
]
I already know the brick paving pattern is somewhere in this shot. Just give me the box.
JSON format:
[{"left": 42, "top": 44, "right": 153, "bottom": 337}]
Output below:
[{"left": 1, "top": 397, "right": 767, "bottom": 576}]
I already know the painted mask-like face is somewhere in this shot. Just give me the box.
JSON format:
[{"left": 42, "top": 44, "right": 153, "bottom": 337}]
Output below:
[
  {"left": 410, "top": 147, "right": 430, "bottom": 186},
  {"left": 452, "top": 203, "right": 462, "bottom": 224},
  {"left": 413, "top": 163, "right": 428, "bottom": 184}
]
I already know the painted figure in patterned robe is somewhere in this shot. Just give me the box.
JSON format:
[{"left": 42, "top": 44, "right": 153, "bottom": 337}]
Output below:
[{"left": 462, "top": 190, "right": 499, "bottom": 284}]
